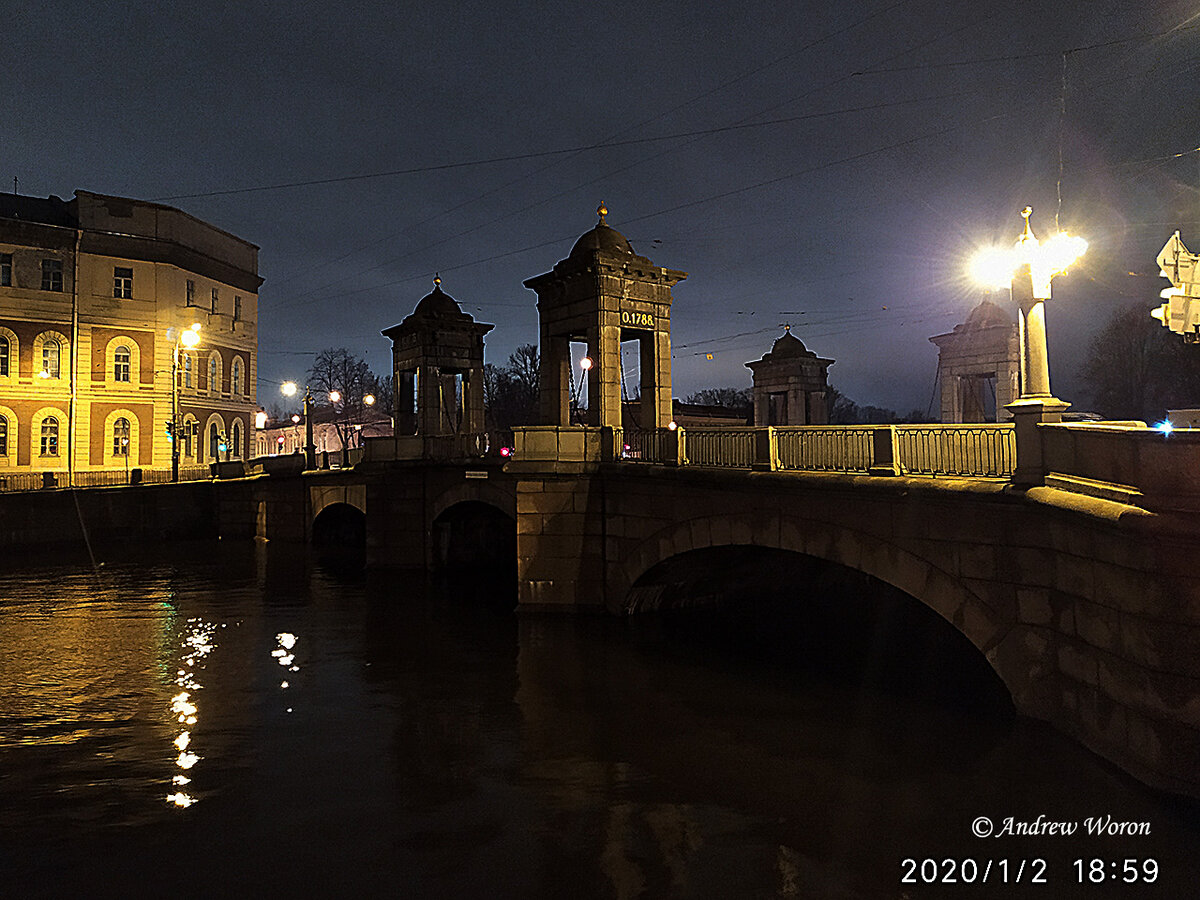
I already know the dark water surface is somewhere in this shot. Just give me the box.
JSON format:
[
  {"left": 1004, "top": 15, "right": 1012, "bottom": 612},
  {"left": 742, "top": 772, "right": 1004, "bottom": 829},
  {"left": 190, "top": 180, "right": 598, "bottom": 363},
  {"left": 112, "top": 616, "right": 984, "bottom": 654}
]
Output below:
[{"left": 1, "top": 541, "right": 1197, "bottom": 899}]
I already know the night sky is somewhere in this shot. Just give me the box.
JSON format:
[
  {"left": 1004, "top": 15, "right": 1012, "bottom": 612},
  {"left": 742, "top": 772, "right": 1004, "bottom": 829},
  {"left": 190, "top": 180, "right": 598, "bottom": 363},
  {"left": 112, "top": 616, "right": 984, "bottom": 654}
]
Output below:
[{"left": 7, "top": 1, "right": 1198, "bottom": 415}]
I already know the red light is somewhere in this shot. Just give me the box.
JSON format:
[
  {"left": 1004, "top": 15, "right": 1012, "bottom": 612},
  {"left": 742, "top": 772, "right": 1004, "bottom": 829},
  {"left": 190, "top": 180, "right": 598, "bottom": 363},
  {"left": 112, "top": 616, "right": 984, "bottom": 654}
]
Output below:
[
  {"left": 277, "top": 436, "right": 284, "bottom": 444},
  {"left": 499, "top": 446, "right": 512, "bottom": 457}
]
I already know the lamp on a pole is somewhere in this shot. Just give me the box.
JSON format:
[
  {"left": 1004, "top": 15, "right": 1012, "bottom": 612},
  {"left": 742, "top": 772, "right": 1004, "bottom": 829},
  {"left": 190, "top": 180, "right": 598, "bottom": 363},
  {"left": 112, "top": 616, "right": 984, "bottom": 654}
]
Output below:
[
  {"left": 971, "top": 207, "right": 1087, "bottom": 485},
  {"left": 281, "top": 381, "right": 315, "bottom": 470},
  {"left": 970, "top": 207, "right": 1087, "bottom": 401},
  {"left": 171, "top": 323, "right": 201, "bottom": 483}
]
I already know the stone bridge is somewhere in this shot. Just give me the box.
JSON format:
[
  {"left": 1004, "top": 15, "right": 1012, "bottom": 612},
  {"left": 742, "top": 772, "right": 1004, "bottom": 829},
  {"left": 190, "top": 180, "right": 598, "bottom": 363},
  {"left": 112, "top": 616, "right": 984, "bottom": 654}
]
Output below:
[{"left": 222, "top": 419, "right": 1200, "bottom": 800}]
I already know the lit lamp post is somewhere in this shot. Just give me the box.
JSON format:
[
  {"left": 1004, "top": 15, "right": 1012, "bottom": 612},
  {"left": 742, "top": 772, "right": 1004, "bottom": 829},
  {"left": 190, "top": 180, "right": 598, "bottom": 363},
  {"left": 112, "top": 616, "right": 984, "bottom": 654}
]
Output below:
[
  {"left": 281, "top": 381, "right": 315, "bottom": 470},
  {"left": 971, "top": 207, "right": 1087, "bottom": 483},
  {"left": 571, "top": 356, "right": 593, "bottom": 424},
  {"left": 171, "top": 323, "right": 202, "bottom": 483}
]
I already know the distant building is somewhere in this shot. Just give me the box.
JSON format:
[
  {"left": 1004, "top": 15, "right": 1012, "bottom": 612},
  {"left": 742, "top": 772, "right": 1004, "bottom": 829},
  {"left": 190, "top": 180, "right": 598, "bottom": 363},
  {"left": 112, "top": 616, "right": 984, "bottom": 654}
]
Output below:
[
  {"left": 254, "top": 410, "right": 393, "bottom": 461},
  {"left": 745, "top": 328, "right": 833, "bottom": 425},
  {"left": 0, "top": 190, "right": 261, "bottom": 480},
  {"left": 929, "top": 300, "right": 1019, "bottom": 422}
]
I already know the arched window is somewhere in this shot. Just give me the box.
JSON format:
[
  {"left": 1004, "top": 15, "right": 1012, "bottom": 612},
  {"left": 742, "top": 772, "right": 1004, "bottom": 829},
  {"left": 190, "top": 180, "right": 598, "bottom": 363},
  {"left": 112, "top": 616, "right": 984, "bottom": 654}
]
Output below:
[
  {"left": 0, "top": 335, "right": 8, "bottom": 377},
  {"left": 112, "top": 417, "right": 130, "bottom": 456},
  {"left": 184, "top": 355, "right": 193, "bottom": 388},
  {"left": 209, "top": 422, "right": 220, "bottom": 459},
  {"left": 231, "top": 357, "right": 243, "bottom": 395},
  {"left": 114, "top": 345, "right": 131, "bottom": 382},
  {"left": 181, "top": 416, "right": 197, "bottom": 459},
  {"left": 231, "top": 419, "right": 242, "bottom": 458},
  {"left": 42, "top": 339, "right": 61, "bottom": 378},
  {"left": 40, "top": 417, "right": 59, "bottom": 456},
  {"left": 0, "top": 414, "right": 7, "bottom": 456},
  {"left": 209, "top": 355, "right": 219, "bottom": 392}
]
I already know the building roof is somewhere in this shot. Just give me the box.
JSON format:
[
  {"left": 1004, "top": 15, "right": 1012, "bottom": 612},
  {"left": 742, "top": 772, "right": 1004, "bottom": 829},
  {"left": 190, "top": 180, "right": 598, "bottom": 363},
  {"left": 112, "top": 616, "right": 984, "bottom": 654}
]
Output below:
[{"left": 0, "top": 194, "right": 76, "bottom": 228}]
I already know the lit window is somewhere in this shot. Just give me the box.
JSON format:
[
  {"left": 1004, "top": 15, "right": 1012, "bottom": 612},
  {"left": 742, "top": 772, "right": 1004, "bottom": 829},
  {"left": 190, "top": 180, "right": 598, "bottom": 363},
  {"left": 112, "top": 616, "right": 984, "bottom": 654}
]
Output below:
[
  {"left": 0, "top": 414, "right": 7, "bottom": 456},
  {"left": 1, "top": 253, "right": 11, "bottom": 286},
  {"left": 231, "top": 358, "right": 242, "bottom": 395},
  {"left": 40, "top": 417, "right": 59, "bottom": 456},
  {"left": 42, "top": 339, "right": 61, "bottom": 378},
  {"left": 113, "top": 266, "right": 133, "bottom": 298},
  {"left": 41, "top": 259, "right": 63, "bottom": 292},
  {"left": 0, "top": 335, "right": 8, "bottom": 376},
  {"left": 186, "top": 279, "right": 195, "bottom": 306},
  {"left": 211, "top": 288, "right": 219, "bottom": 313},
  {"left": 184, "top": 355, "right": 193, "bottom": 388},
  {"left": 113, "top": 417, "right": 130, "bottom": 456},
  {"left": 114, "top": 344, "right": 131, "bottom": 382}
]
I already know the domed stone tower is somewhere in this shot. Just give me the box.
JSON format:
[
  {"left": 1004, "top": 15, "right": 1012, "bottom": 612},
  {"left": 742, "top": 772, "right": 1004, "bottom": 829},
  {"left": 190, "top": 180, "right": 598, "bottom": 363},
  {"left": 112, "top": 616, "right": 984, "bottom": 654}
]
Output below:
[
  {"left": 929, "top": 299, "right": 1019, "bottom": 422},
  {"left": 523, "top": 205, "right": 686, "bottom": 429},
  {"left": 744, "top": 328, "right": 834, "bottom": 425},
  {"left": 381, "top": 276, "right": 494, "bottom": 436}
]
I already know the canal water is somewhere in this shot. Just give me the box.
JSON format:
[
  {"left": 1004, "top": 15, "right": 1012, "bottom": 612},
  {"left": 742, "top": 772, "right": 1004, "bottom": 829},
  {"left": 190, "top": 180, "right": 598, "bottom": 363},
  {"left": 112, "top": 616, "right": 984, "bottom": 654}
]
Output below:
[{"left": 1, "top": 540, "right": 1197, "bottom": 898}]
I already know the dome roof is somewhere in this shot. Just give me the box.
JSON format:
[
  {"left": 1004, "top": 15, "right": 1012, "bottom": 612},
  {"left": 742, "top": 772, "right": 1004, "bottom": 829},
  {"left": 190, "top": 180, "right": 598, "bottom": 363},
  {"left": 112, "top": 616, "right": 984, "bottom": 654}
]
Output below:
[
  {"left": 962, "top": 299, "right": 1013, "bottom": 330},
  {"left": 568, "top": 204, "right": 635, "bottom": 261},
  {"left": 768, "top": 331, "right": 812, "bottom": 358},
  {"left": 412, "top": 282, "right": 465, "bottom": 320}
]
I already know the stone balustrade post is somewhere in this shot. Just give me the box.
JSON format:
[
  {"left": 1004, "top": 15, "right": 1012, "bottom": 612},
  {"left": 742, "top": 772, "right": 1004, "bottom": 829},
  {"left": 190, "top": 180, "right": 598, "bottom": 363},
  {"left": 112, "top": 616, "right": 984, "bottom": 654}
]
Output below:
[
  {"left": 868, "top": 425, "right": 900, "bottom": 476},
  {"left": 752, "top": 427, "right": 778, "bottom": 471},
  {"left": 1007, "top": 397, "right": 1070, "bottom": 487},
  {"left": 664, "top": 427, "right": 685, "bottom": 466}
]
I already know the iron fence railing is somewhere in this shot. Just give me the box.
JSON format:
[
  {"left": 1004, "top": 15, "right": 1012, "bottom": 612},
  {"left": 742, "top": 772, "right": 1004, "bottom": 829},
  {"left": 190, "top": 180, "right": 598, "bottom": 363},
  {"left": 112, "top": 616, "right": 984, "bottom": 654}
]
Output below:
[
  {"left": 0, "top": 465, "right": 213, "bottom": 492},
  {"left": 895, "top": 424, "right": 1015, "bottom": 477},
  {"left": 618, "top": 428, "right": 669, "bottom": 463},
  {"left": 683, "top": 427, "right": 757, "bottom": 468},
  {"left": 775, "top": 426, "right": 875, "bottom": 474}
]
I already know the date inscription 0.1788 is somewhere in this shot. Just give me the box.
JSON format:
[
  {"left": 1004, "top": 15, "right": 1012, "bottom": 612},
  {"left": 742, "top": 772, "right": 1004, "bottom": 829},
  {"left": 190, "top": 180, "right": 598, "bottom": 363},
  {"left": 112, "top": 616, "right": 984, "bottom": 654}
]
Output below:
[{"left": 620, "top": 309, "right": 655, "bottom": 328}]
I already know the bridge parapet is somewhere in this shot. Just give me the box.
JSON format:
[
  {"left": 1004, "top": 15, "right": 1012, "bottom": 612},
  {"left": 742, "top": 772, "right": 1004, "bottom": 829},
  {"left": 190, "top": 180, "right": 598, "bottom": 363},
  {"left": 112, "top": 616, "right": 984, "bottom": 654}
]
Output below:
[
  {"left": 608, "top": 423, "right": 1015, "bottom": 479},
  {"left": 1040, "top": 422, "right": 1200, "bottom": 515}
]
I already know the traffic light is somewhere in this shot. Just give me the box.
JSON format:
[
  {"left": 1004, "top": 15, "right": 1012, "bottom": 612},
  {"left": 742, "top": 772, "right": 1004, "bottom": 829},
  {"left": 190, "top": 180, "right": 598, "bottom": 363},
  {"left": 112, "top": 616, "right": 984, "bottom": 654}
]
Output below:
[
  {"left": 1152, "top": 231, "right": 1200, "bottom": 342},
  {"left": 165, "top": 420, "right": 174, "bottom": 439}
]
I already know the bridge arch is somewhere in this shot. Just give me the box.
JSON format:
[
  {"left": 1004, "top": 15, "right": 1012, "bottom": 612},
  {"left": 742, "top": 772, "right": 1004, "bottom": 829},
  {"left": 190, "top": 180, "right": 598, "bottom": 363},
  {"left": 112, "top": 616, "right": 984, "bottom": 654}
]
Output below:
[
  {"left": 312, "top": 502, "right": 366, "bottom": 548},
  {"left": 617, "top": 513, "right": 1012, "bottom": 682},
  {"left": 310, "top": 483, "right": 367, "bottom": 521}
]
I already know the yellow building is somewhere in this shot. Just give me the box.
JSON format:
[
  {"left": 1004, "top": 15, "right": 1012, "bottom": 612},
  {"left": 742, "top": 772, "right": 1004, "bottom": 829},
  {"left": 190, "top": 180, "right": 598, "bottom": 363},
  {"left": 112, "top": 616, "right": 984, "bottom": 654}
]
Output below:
[{"left": 0, "top": 190, "right": 260, "bottom": 482}]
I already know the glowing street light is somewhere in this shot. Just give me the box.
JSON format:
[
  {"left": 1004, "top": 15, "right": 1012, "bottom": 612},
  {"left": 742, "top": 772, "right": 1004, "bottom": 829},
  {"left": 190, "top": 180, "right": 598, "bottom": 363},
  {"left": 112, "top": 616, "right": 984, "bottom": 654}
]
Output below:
[
  {"left": 363, "top": 393, "right": 375, "bottom": 407},
  {"left": 281, "top": 381, "right": 315, "bottom": 469},
  {"left": 171, "top": 323, "right": 202, "bottom": 482},
  {"left": 970, "top": 207, "right": 1086, "bottom": 400}
]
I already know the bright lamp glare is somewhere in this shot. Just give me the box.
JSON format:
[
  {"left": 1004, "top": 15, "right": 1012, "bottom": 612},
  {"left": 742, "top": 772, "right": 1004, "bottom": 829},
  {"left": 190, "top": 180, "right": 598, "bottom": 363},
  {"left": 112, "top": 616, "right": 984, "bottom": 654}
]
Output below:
[
  {"left": 179, "top": 330, "right": 200, "bottom": 348},
  {"left": 580, "top": 356, "right": 593, "bottom": 371},
  {"left": 329, "top": 390, "right": 341, "bottom": 403},
  {"left": 970, "top": 246, "right": 1017, "bottom": 290},
  {"left": 1040, "top": 233, "right": 1088, "bottom": 273},
  {"left": 281, "top": 381, "right": 297, "bottom": 397},
  {"left": 1156, "top": 420, "right": 1174, "bottom": 435}
]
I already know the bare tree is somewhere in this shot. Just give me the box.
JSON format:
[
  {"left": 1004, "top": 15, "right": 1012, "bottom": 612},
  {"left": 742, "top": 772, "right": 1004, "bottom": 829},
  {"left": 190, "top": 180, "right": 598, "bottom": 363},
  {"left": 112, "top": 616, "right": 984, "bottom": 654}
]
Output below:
[
  {"left": 308, "top": 348, "right": 384, "bottom": 455},
  {"left": 485, "top": 344, "right": 539, "bottom": 429},
  {"left": 1078, "top": 303, "right": 1200, "bottom": 420}
]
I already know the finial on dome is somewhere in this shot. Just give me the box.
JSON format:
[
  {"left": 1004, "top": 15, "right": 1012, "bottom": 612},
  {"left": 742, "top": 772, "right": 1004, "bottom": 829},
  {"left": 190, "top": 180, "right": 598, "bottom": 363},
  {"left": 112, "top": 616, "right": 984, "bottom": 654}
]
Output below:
[
  {"left": 783, "top": 323, "right": 790, "bottom": 333},
  {"left": 597, "top": 203, "right": 608, "bottom": 224},
  {"left": 434, "top": 273, "right": 441, "bottom": 288}
]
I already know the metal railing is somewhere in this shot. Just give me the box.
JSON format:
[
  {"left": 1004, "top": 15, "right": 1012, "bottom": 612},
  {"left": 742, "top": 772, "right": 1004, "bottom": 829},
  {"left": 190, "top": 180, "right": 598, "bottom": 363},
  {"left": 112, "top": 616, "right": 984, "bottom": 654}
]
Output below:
[
  {"left": 683, "top": 427, "right": 757, "bottom": 468},
  {"left": 776, "top": 426, "right": 874, "bottom": 474},
  {"left": 617, "top": 428, "right": 670, "bottom": 463},
  {"left": 0, "top": 465, "right": 213, "bottom": 493},
  {"left": 895, "top": 424, "right": 1015, "bottom": 477}
]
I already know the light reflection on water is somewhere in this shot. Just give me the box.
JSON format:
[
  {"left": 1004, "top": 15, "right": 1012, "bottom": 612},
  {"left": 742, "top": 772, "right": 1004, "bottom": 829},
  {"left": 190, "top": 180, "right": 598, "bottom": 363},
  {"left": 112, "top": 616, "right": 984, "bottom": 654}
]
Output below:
[{"left": 0, "top": 541, "right": 1197, "bottom": 898}]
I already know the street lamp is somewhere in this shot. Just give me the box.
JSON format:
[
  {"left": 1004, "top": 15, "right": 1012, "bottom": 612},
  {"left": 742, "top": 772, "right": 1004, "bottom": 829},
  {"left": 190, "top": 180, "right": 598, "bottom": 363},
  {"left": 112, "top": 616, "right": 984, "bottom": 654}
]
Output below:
[
  {"left": 171, "top": 323, "right": 202, "bottom": 482},
  {"left": 281, "top": 381, "right": 315, "bottom": 470},
  {"left": 970, "top": 207, "right": 1086, "bottom": 401}
]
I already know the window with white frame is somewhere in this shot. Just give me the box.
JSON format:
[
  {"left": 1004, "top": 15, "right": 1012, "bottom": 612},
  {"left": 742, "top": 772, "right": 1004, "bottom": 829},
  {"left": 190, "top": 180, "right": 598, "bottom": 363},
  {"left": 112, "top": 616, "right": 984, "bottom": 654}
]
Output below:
[
  {"left": 231, "top": 357, "right": 242, "bottom": 395},
  {"left": 41, "top": 259, "right": 63, "bottom": 292},
  {"left": 113, "top": 266, "right": 133, "bottom": 298},
  {"left": 231, "top": 419, "right": 242, "bottom": 458},
  {"left": 113, "top": 417, "right": 131, "bottom": 456},
  {"left": 40, "top": 417, "right": 59, "bottom": 456},
  {"left": 0, "top": 335, "right": 8, "bottom": 377},
  {"left": 184, "top": 354, "right": 193, "bottom": 388},
  {"left": 209, "top": 354, "right": 219, "bottom": 392},
  {"left": 0, "top": 414, "right": 7, "bottom": 456},
  {"left": 114, "top": 344, "right": 132, "bottom": 382},
  {"left": 42, "top": 339, "right": 61, "bottom": 378}
]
